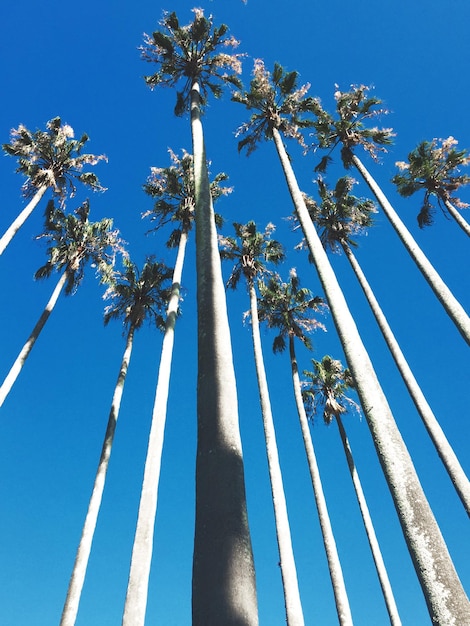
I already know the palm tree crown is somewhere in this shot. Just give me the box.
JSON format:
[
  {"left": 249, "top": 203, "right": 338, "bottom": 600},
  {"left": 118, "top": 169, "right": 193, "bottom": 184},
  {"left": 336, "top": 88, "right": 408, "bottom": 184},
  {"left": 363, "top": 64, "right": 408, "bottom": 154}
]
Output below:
[
  {"left": 392, "top": 136, "right": 470, "bottom": 228},
  {"left": 35, "top": 199, "right": 125, "bottom": 294},
  {"left": 2, "top": 117, "right": 106, "bottom": 201},
  {"left": 257, "top": 268, "right": 325, "bottom": 353},
  {"left": 314, "top": 85, "right": 394, "bottom": 170},
  {"left": 140, "top": 9, "right": 242, "bottom": 116},
  {"left": 233, "top": 59, "right": 319, "bottom": 155},
  {"left": 219, "top": 220, "right": 285, "bottom": 289}
]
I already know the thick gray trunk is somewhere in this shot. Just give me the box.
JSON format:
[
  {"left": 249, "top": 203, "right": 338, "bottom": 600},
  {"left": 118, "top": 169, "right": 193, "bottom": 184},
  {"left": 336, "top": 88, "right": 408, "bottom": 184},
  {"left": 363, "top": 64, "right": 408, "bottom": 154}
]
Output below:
[
  {"left": 191, "top": 83, "right": 258, "bottom": 626},
  {"left": 0, "top": 185, "right": 48, "bottom": 256},
  {"left": 351, "top": 153, "right": 470, "bottom": 345},
  {"left": 61, "top": 325, "right": 135, "bottom": 626},
  {"left": 289, "top": 336, "right": 353, "bottom": 626},
  {"left": 122, "top": 230, "right": 188, "bottom": 626},
  {"left": 0, "top": 268, "right": 68, "bottom": 408},
  {"left": 336, "top": 416, "right": 402, "bottom": 626},
  {"left": 442, "top": 197, "right": 470, "bottom": 238},
  {"left": 249, "top": 284, "right": 304, "bottom": 626},
  {"left": 343, "top": 243, "right": 470, "bottom": 515},
  {"left": 272, "top": 127, "right": 470, "bottom": 624}
]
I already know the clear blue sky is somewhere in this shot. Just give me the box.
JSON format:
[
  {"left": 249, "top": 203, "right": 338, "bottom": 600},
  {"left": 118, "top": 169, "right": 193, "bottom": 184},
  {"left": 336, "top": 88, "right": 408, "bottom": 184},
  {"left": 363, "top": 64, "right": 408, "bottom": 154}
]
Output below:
[{"left": 0, "top": 1, "right": 469, "bottom": 624}]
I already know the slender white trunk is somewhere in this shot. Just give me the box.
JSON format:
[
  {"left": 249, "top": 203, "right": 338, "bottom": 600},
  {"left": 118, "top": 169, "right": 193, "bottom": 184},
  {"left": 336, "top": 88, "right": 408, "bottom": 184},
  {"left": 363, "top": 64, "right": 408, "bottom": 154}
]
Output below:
[
  {"left": 289, "top": 337, "right": 353, "bottom": 626},
  {"left": 272, "top": 127, "right": 470, "bottom": 624},
  {"left": 351, "top": 153, "right": 470, "bottom": 345},
  {"left": 122, "top": 230, "right": 187, "bottom": 626},
  {"left": 0, "top": 268, "right": 67, "bottom": 408},
  {"left": 442, "top": 198, "right": 470, "bottom": 238},
  {"left": 191, "top": 83, "right": 258, "bottom": 625},
  {"left": 0, "top": 185, "right": 48, "bottom": 255},
  {"left": 343, "top": 243, "right": 470, "bottom": 515},
  {"left": 249, "top": 283, "right": 304, "bottom": 626},
  {"left": 335, "top": 416, "right": 402, "bottom": 626},
  {"left": 61, "top": 325, "right": 135, "bottom": 626}
]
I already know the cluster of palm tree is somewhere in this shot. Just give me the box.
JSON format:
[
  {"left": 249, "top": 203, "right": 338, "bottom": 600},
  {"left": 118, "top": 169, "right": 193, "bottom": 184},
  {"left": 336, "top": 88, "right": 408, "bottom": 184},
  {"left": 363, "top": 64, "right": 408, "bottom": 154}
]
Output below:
[{"left": 1, "top": 6, "right": 469, "bottom": 626}]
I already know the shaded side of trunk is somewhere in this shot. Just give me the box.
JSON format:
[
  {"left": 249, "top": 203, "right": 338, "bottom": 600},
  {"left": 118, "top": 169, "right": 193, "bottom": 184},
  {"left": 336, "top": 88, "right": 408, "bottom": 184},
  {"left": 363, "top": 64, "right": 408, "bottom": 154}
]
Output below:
[
  {"left": 0, "top": 185, "right": 48, "bottom": 256},
  {"left": 351, "top": 153, "right": 470, "bottom": 346},
  {"left": 0, "top": 268, "right": 68, "bottom": 408},
  {"left": 442, "top": 197, "right": 470, "bottom": 238},
  {"left": 122, "top": 230, "right": 188, "bottom": 626},
  {"left": 335, "top": 416, "right": 402, "bottom": 626},
  {"left": 61, "top": 325, "right": 135, "bottom": 626},
  {"left": 288, "top": 336, "right": 353, "bottom": 626},
  {"left": 272, "top": 127, "right": 470, "bottom": 625},
  {"left": 248, "top": 283, "right": 304, "bottom": 626},
  {"left": 191, "top": 83, "right": 258, "bottom": 626},
  {"left": 342, "top": 243, "right": 470, "bottom": 516}
]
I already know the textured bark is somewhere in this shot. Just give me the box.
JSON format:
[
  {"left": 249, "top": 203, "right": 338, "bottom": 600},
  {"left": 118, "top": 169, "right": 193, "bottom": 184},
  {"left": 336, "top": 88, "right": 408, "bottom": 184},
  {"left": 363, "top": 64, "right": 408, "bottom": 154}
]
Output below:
[
  {"left": 442, "top": 198, "right": 470, "bottom": 238},
  {"left": 336, "top": 416, "right": 402, "bottom": 626},
  {"left": 122, "top": 230, "right": 187, "bottom": 626},
  {"left": 289, "top": 336, "right": 353, "bottom": 626},
  {"left": 191, "top": 83, "right": 258, "bottom": 625},
  {"left": 0, "top": 185, "right": 48, "bottom": 255},
  {"left": 249, "top": 284, "right": 304, "bottom": 626},
  {"left": 272, "top": 127, "right": 470, "bottom": 625},
  {"left": 351, "top": 153, "right": 470, "bottom": 346},
  {"left": 0, "top": 268, "right": 68, "bottom": 407},
  {"left": 61, "top": 326, "right": 135, "bottom": 626},
  {"left": 343, "top": 243, "right": 470, "bottom": 516}
]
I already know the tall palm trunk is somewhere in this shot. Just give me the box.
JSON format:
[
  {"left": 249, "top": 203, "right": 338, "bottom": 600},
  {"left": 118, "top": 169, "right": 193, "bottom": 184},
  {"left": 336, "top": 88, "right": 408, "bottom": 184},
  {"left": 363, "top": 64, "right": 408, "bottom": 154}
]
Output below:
[
  {"left": 249, "top": 282, "right": 304, "bottom": 626},
  {"left": 122, "top": 229, "right": 188, "bottom": 626},
  {"left": 272, "top": 127, "right": 470, "bottom": 624},
  {"left": 442, "top": 197, "right": 470, "bottom": 238},
  {"left": 289, "top": 335, "right": 353, "bottom": 626},
  {"left": 350, "top": 153, "right": 470, "bottom": 345},
  {"left": 342, "top": 242, "right": 470, "bottom": 515},
  {"left": 61, "top": 325, "right": 135, "bottom": 626},
  {"left": 0, "top": 267, "right": 68, "bottom": 407},
  {"left": 0, "top": 185, "right": 48, "bottom": 256},
  {"left": 190, "top": 82, "right": 258, "bottom": 625},
  {"left": 335, "top": 415, "right": 402, "bottom": 626}
]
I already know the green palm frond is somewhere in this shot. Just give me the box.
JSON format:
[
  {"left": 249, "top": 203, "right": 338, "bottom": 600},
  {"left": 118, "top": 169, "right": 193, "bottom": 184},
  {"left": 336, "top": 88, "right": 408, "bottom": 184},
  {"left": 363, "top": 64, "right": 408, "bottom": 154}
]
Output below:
[
  {"left": 140, "top": 9, "right": 243, "bottom": 116},
  {"left": 2, "top": 117, "right": 107, "bottom": 201}
]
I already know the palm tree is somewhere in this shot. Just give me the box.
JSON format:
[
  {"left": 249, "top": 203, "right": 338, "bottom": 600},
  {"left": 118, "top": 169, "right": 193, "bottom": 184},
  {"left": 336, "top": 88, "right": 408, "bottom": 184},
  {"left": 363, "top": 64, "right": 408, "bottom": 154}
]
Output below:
[
  {"left": 60, "top": 258, "right": 172, "bottom": 626},
  {"left": 0, "top": 200, "right": 123, "bottom": 409},
  {"left": 235, "top": 61, "right": 470, "bottom": 624},
  {"left": 303, "top": 355, "right": 402, "bottom": 626},
  {"left": 313, "top": 84, "right": 470, "bottom": 345},
  {"left": 257, "top": 269, "right": 354, "bottom": 626},
  {"left": 305, "top": 176, "right": 470, "bottom": 515},
  {"left": 139, "top": 13, "right": 258, "bottom": 622},
  {"left": 122, "top": 150, "right": 231, "bottom": 625},
  {"left": 1, "top": 117, "right": 106, "bottom": 255},
  {"left": 220, "top": 221, "right": 305, "bottom": 626},
  {"left": 392, "top": 136, "right": 470, "bottom": 236}
]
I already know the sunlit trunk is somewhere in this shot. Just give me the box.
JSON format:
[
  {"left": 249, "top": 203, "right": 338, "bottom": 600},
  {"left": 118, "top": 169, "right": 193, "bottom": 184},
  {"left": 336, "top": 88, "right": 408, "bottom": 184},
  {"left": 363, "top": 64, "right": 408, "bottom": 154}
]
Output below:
[
  {"left": 191, "top": 82, "right": 258, "bottom": 625},
  {"left": 272, "top": 127, "right": 470, "bottom": 624},
  {"left": 122, "top": 229, "right": 188, "bottom": 626},
  {"left": 61, "top": 325, "right": 135, "bottom": 626},
  {"left": 442, "top": 197, "right": 470, "bottom": 237},
  {"left": 0, "top": 185, "right": 48, "bottom": 255}
]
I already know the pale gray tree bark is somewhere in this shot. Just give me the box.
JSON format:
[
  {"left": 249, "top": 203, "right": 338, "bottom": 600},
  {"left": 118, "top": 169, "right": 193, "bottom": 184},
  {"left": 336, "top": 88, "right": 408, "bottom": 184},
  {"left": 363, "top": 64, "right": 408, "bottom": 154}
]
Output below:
[{"left": 0, "top": 185, "right": 48, "bottom": 256}]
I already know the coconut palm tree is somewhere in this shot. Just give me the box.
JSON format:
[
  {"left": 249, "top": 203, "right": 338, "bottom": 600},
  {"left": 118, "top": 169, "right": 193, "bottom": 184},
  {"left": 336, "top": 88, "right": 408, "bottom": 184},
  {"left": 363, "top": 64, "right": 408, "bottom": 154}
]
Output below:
[
  {"left": 60, "top": 258, "right": 172, "bottom": 626},
  {"left": 0, "top": 200, "right": 123, "bottom": 409},
  {"left": 303, "top": 355, "right": 402, "bottom": 626},
  {"left": 392, "top": 136, "right": 470, "bottom": 236},
  {"left": 257, "top": 269, "right": 354, "bottom": 626},
  {"left": 122, "top": 150, "right": 231, "bottom": 625},
  {"left": 305, "top": 176, "right": 470, "bottom": 515},
  {"left": 234, "top": 61, "right": 470, "bottom": 624},
  {"left": 138, "top": 13, "right": 258, "bottom": 622},
  {"left": 1, "top": 117, "right": 106, "bottom": 255},
  {"left": 220, "top": 221, "right": 305, "bottom": 626},
  {"left": 313, "top": 84, "right": 470, "bottom": 345}
]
